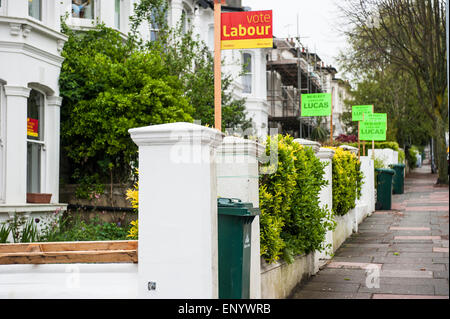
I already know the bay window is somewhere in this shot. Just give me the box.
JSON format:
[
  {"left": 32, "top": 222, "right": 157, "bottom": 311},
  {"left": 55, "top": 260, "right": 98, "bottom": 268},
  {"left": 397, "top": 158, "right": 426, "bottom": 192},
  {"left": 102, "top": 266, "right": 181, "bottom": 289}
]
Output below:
[{"left": 27, "top": 89, "right": 44, "bottom": 194}]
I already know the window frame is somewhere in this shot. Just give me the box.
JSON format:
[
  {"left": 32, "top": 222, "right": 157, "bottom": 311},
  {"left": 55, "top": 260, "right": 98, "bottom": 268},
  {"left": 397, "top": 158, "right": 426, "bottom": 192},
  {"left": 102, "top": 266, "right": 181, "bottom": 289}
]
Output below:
[
  {"left": 70, "top": 0, "right": 97, "bottom": 27},
  {"left": 26, "top": 89, "right": 46, "bottom": 194},
  {"left": 241, "top": 51, "right": 253, "bottom": 95},
  {"left": 28, "top": 0, "right": 42, "bottom": 21},
  {"left": 114, "top": 0, "right": 121, "bottom": 30}
]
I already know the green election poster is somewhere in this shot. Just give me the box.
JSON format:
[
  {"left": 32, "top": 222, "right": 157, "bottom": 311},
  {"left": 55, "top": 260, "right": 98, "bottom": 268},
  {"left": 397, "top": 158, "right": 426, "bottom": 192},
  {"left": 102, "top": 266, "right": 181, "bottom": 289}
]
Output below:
[
  {"left": 301, "top": 93, "right": 332, "bottom": 116},
  {"left": 363, "top": 113, "right": 387, "bottom": 123},
  {"left": 352, "top": 105, "right": 373, "bottom": 121},
  {"left": 360, "top": 113, "right": 387, "bottom": 141}
]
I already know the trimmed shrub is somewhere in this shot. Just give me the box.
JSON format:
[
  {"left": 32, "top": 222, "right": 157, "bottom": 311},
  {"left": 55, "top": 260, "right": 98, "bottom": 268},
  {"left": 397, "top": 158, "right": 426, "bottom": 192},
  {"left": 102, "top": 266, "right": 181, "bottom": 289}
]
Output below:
[
  {"left": 259, "top": 135, "right": 335, "bottom": 264},
  {"left": 327, "top": 147, "right": 364, "bottom": 216}
]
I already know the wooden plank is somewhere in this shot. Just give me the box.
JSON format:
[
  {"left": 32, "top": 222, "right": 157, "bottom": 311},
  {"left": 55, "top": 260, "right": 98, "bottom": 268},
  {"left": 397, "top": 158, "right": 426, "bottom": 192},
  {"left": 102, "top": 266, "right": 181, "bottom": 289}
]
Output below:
[
  {"left": 0, "top": 240, "right": 138, "bottom": 253},
  {"left": 0, "top": 250, "right": 137, "bottom": 264}
]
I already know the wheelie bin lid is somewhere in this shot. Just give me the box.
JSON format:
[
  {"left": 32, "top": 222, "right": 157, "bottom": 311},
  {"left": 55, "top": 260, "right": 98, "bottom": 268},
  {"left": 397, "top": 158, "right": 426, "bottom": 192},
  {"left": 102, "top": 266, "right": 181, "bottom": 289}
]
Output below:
[
  {"left": 217, "top": 198, "right": 260, "bottom": 217},
  {"left": 375, "top": 168, "right": 395, "bottom": 175}
]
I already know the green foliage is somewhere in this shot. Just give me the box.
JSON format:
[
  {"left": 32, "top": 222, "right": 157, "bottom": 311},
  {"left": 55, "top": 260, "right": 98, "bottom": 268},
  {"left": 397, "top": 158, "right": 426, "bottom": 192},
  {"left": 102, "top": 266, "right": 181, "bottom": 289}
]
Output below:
[
  {"left": 129, "top": 0, "right": 253, "bottom": 131},
  {"left": 406, "top": 146, "right": 419, "bottom": 168},
  {"left": 259, "top": 135, "right": 334, "bottom": 264},
  {"left": 311, "top": 126, "right": 329, "bottom": 143},
  {"left": 59, "top": 23, "right": 194, "bottom": 187},
  {"left": 328, "top": 147, "right": 364, "bottom": 216},
  {"left": 0, "top": 223, "right": 10, "bottom": 243},
  {"left": 398, "top": 150, "right": 405, "bottom": 164},
  {"left": 20, "top": 219, "right": 40, "bottom": 243},
  {"left": 373, "top": 157, "right": 387, "bottom": 169},
  {"left": 40, "top": 214, "right": 130, "bottom": 242},
  {"left": 2, "top": 215, "right": 42, "bottom": 243}
]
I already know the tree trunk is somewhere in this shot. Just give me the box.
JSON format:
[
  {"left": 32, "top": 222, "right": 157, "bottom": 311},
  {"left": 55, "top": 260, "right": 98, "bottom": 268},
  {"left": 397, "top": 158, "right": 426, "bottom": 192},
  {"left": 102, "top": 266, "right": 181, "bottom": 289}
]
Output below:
[{"left": 434, "top": 117, "right": 449, "bottom": 184}]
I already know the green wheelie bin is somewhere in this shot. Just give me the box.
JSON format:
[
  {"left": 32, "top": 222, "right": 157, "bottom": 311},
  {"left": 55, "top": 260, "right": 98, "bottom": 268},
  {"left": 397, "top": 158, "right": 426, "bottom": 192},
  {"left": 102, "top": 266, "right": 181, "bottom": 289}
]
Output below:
[
  {"left": 375, "top": 168, "right": 395, "bottom": 210},
  {"left": 389, "top": 163, "right": 406, "bottom": 194},
  {"left": 217, "top": 198, "right": 260, "bottom": 299}
]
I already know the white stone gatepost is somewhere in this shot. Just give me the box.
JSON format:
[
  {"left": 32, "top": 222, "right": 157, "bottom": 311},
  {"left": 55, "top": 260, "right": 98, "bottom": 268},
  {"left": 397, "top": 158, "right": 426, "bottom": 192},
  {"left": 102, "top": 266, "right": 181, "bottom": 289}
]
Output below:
[
  {"left": 314, "top": 147, "right": 335, "bottom": 272},
  {"left": 339, "top": 144, "right": 358, "bottom": 155},
  {"left": 293, "top": 138, "right": 321, "bottom": 154},
  {"left": 359, "top": 156, "right": 375, "bottom": 216},
  {"left": 129, "top": 122, "right": 224, "bottom": 299},
  {"left": 216, "top": 136, "right": 265, "bottom": 299}
]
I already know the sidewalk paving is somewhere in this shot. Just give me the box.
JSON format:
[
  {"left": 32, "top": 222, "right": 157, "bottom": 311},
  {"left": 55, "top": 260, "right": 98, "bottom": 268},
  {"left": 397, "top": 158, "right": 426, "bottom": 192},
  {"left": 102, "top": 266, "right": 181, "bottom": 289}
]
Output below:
[{"left": 290, "top": 164, "right": 449, "bottom": 299}]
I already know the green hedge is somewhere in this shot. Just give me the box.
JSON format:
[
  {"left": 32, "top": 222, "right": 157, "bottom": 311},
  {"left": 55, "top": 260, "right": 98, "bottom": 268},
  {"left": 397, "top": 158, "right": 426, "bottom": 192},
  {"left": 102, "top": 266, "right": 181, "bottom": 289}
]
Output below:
[
  {"left": 259, "top": 135, "right": 335, "bottom": 264},
  {"left": 328, "top": 147, "right": 364, "bottom": 216}
]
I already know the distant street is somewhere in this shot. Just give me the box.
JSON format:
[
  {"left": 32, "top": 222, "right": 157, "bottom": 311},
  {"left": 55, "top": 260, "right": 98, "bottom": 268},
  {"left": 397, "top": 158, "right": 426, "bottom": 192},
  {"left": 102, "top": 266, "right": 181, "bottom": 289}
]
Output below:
[{"left": 290, "top": 161, "right": 449, "bottom": 299}]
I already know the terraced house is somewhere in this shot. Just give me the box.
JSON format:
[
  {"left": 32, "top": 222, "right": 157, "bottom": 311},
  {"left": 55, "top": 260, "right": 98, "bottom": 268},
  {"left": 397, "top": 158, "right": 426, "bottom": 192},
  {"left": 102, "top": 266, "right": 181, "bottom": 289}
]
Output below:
[{"left": 0, "top": 0, "right": 347, "bottom": 214}]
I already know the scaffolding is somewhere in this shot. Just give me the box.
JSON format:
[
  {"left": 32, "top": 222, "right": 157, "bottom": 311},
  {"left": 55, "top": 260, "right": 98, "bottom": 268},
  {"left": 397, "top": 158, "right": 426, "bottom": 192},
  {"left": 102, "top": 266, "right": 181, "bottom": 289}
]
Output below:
[{"left": 267, "top": 38, "right": 331, "bottom": 138}]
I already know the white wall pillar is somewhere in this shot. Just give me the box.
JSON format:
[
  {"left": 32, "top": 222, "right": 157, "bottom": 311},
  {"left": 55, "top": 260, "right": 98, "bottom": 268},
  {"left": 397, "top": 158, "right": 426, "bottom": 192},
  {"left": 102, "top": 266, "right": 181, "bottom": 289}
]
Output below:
[
  {"left": 314, "top": 147, "right": 334, "bottom": 272},
  {"left": 3, "top": 86, "right": 30, "bottom": 204},
  {"left": 46, "top": 96, "right": 62, "bottom": 203},
  {"left": 393, "top": 151, "right": 399, "bottom": 164},
  {"left": 216, "top": 136, "right": 264, "bottom": 299},
  {"left": 129, "top": 122, "right": 223, "bottom": 299},
  {"left": 293, "top": 138, "right": 321, "bottom": 154},
  {"left": 359, "top": 156, "right": 375, "bottom": 215},
  {"left": 339, "top": 144, "right": 358, "bottom": 155}
]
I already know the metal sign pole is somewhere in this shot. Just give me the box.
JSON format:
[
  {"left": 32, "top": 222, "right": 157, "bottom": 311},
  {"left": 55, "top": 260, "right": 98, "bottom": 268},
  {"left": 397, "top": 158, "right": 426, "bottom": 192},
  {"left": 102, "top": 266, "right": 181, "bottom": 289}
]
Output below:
[
  {"left": 214, "top": 0, "right": 223, "bottom": 131},
  {"left": 330, "top": 87, "right": 334, "bottom": 145}
]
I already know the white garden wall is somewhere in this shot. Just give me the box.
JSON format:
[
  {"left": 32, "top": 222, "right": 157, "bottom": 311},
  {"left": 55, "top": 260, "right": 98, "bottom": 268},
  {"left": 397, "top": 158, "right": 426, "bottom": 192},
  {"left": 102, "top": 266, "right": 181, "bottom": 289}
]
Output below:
[
  {"left": 0, "top": 130, "right": 377, "bottom": 299},
  {"left": 368, "top": 148, "right": 396, "bottom": 166},
  {"left": 0, "top": 263, "right": 138, "bottom": 299}
]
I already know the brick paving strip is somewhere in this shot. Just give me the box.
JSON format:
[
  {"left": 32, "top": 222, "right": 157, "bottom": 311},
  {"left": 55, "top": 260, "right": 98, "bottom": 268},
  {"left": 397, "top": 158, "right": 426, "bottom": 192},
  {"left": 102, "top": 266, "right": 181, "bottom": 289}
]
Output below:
[{"left": 290, "top": 164, "right": 449, "bottom": 299}]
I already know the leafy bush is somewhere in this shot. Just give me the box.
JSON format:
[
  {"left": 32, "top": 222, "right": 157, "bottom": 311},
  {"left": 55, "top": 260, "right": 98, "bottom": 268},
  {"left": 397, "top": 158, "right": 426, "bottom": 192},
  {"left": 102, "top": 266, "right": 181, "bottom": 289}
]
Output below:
[
  {"left": 59, "top": 23, "right": 194, "bottom": 190},
  {"left": 406, "top": 146, "right": 419, "bottom": 168},
  {"left": 125, "top": 170, "right": 139, "bottom": 239},
  {"left": 336, "top": 134, "right": 357, "bottom": 143},
  {"left": 398, "top": 149, "right": 405, "bottom": 164},
  {"left": 259, "top": 135, "right": 334, "bottom": 264},
  {"left": 40, "top": 214, "right": 130, "bottom": 242},
  {"left": 0, "top": 223, "right": 10, "bottom": 243},
  {"left": 327, "top": 147, "right": 364, "bottom": 216}
]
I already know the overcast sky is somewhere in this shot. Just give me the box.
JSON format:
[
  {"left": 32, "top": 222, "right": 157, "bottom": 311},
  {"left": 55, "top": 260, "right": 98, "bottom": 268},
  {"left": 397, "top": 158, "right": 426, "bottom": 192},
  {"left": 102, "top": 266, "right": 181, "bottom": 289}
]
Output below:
[{"left": 242, "top": 0, "right": 349, "bottom": 77}]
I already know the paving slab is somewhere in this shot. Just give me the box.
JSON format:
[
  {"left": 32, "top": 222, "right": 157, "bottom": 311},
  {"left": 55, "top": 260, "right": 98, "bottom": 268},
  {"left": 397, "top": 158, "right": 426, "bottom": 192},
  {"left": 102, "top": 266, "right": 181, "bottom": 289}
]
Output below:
[
  {"left": 372, "top": 294, "right": 448, "bottom": 299},
  {"left": 290, "top": 291, "right": 371, "bottom": 299},
  {"left": 291, "top": 165, "right": 449, "bottom": 300},
  {"left": 297, "top": 281, "right": 361, "bottom": 293},
  {"left": 381, "top": 263, "right": 446, "bottom": 271},
  {"left": 358, "top": 283, "right": 435, "bottom": 295}
]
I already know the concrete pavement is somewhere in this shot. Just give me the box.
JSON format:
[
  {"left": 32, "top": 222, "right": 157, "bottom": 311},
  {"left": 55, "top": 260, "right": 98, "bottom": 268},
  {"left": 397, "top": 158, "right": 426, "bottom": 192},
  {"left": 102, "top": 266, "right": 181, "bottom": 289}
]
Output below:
[{"left": 290, "top": 164, "right": 449, "bottom": 299}]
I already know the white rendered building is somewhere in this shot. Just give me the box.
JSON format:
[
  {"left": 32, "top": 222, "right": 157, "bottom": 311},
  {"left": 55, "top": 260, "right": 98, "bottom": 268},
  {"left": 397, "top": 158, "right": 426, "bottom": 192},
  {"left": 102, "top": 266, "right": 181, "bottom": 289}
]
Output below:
[
  {"left": 0, "top": 0, "right": 67, "bottom": 214},
  {"left": 0, "top": 0, "right": 269, "bottom": 213}
]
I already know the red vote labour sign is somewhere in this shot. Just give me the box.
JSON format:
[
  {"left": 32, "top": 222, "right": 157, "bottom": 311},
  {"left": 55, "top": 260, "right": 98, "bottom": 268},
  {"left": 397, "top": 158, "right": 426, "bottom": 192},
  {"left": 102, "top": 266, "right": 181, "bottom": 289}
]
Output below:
[{"left": 221, "top": 10, "right": 273, "bottom": 50}]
